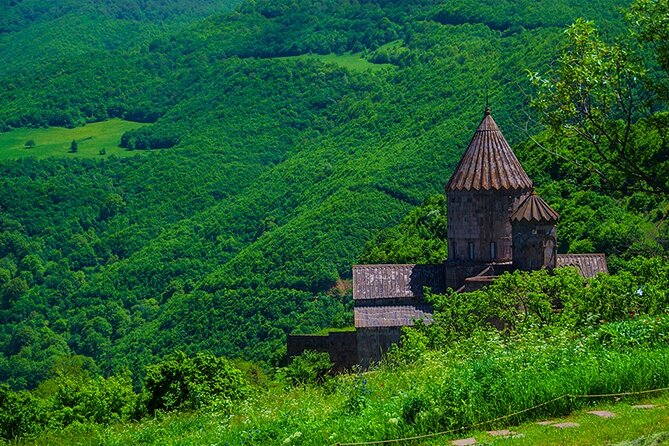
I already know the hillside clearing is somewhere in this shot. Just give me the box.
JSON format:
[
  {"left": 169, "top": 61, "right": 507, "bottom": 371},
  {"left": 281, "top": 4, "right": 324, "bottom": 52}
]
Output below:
[
  {"left": 0, "top": 119, "right": 148, "bottom": 160},
  {"left": 274, "top": 52, "right": 393, "bottom": 72}
]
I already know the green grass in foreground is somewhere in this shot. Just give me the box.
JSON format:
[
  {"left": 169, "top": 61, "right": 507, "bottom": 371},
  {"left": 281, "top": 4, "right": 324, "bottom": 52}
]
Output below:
[
  {"left": 0, "top": 119, "right": 148, "bottom": 160},
  {"left": 23, "top": 393, "right": 669, "bottom": 446},
  {"left": 275, "top": 52, "right": 393, "bottom": 72},
  {"left": 425, "top": 394, "right": 669, "bottom": 446}
]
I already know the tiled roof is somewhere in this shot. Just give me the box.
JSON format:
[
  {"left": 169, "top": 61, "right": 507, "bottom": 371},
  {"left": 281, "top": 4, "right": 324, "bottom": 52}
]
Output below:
[
  {"left": 354, "top": 303, "right": 434, "bottom": 328},
  {"left": 446, "top": 108, "right": 533, "bottom": 192},
  {"left": 511, "top": 191, "right": 559, "bottom": 223},
  {"left": 352, "top": 264, "right": 446, "bottom": 300},
  {"left": 557, "top": 254, "right": 608, "bottom": 278}
]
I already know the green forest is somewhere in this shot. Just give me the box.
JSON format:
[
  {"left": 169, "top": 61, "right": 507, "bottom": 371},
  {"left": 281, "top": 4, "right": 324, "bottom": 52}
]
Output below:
[{"left": 0, "top": 0, "right": 668, "bottom": 442}]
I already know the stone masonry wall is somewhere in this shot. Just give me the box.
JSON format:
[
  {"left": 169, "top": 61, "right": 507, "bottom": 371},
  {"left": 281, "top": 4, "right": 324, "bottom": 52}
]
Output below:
[{"left": 287, "top": 332, "right": 358, "bottom": 372}]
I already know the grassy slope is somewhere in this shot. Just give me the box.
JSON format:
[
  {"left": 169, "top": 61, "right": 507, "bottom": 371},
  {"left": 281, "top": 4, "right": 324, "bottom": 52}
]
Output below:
[
  {"left": 22, "top": 384, "right": 669, "bottom": 445},
  {"left": 0, "top": 119, "right": 148, "bottom": 159},
  {"left": 274, "top": 52, "right": 394, "bottom": 72}
]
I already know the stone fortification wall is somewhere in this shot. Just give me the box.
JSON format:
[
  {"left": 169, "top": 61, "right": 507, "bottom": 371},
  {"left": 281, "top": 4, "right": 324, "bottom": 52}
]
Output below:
[
  {"left": 287, "top": 331, "right": 357, "bottom": 372},
  {"left": 356, "top": 327, "right": 402, "bottom": 368}
]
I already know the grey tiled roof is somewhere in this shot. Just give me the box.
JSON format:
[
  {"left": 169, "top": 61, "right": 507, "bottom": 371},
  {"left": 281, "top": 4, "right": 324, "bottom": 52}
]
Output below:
[
  {"left": 557, "top": 253, "right": 608, "bottom": 278},
  {"left": 354, "top": 303, "right": 434, "bottom": 328},
  {"left": 353, "top": 264, "right": 445, "bottom": 300}
]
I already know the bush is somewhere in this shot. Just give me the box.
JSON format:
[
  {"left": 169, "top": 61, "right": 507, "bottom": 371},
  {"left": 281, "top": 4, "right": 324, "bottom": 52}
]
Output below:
[
  {"left": 50, "top": 372, "right": 137, "bottom": 426},
  {"left": 143, "top": 351, "right": 251, "bottom": 415},
  {"left": 424, "top": 259, "right": 669, "bottom": 348},
  {"left": 0, "top": 385, "right": 47, "bottom": 440},
  {"left": 0, "top": 370, "right": 136, "bottom": 440},
  {"left": 283, "top": 350, "right": 333, "bottom": 386},
  {"left": 423, "top": 268, "right": 586, "bottom": 347}
]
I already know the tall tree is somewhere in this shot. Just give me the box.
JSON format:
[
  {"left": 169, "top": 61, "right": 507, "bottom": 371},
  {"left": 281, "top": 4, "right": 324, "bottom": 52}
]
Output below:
[{"left": 530, "top": 4, "right": 669, "bottom": 196}]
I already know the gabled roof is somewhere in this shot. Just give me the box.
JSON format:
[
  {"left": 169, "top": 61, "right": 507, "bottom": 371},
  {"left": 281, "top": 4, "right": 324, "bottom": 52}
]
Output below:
[
  {"left": 446, "top": 107, "right": 533, "bottom": 192},
  {"left": 557, "top": 254, "right": 609, "bottom": 278},
  {"left": 511, "top": 190, "right": 559, "bottom": 223},
  {"left": 352, "top": 264, "right": 445, "bottom": 329},
  {"left": 352, "top": 264, "right": 446, "bottom": 299}
]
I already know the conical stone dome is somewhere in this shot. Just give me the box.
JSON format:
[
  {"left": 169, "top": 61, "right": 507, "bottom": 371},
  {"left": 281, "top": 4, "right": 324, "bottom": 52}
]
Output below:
[
  {"left": 446, "top": 107, "right": 533, "bottom": 264},
  {"left": 511, "top": 191, "right": 559, "bottom": 223},
  {"left": 446, "top": 108, "right": 533, "bottom": 192}
]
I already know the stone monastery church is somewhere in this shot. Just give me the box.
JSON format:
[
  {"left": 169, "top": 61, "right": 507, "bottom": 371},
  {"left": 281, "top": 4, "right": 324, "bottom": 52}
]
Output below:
[{"left": 288, "top": 107, "right": 609, "bottom": 370}]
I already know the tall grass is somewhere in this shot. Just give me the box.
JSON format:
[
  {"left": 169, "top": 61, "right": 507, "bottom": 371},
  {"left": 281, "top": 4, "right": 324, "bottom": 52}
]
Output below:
[
  {"left": 16, "top": 317, "right": 669, "bottom": 445},
  {"left": 81, "top": 320, "right": 669, "bottom": 446}
]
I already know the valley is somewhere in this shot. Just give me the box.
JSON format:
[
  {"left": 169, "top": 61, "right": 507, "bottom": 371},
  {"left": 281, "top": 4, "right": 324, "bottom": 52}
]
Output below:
[{"left": 0, "top": 0, "right": 668, "bottom": 443}]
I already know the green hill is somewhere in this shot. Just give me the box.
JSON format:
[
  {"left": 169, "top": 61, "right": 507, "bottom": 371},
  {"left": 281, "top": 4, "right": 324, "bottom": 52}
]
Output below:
[
  {"left": 1, "top": 0, "right": 666, "bottom": 402},
  {"left": 1, "top": 0, "right": 669, "bottom": 442}
]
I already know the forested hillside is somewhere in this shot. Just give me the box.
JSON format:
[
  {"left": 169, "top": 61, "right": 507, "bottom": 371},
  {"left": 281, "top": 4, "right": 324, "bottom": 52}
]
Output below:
[
  {"left": 0, "top": 0, "right": 241, "bottom": 83},
  {"left": 3, "top": 0, "right": 667, "bottom": 402}
]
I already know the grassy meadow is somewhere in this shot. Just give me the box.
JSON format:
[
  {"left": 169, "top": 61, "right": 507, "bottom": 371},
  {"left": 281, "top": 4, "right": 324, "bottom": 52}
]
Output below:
[
  {"left": 0, "top": 119, "right": 148, "bottom": 160},
  {"left": 274, "top": 52, "right": 394, "bottom": 72}
]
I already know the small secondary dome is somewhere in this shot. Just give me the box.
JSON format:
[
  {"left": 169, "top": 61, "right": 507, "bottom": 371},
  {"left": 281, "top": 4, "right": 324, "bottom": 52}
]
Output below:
[
  {"left": 446, "top": 107, "right": 533, "bottom": 192},
  {"left": 511, "top": 190, "right": 559, "bottom": 223}
]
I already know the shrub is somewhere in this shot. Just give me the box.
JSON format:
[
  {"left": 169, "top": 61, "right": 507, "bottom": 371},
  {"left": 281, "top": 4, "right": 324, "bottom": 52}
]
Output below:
[
  {"left": 424, "top": 259, "right": 669, "bottom": 347},
  {"left": 343, "top": 374, "right": 371, "bottom": 415},
  {"left": 283, "top": 350, "right": 333, "bottom": 386},
  {"left": 50, "top": 372, "right": 137, "bottom": 426},
  {"left": 424, "top": 268, "right": 586, "bottom": 346},
  {"left": 143, "top": 351, "right": 251, "bottom": 415},
  {"left": 562, "top": 257, "right": 669, "bottom": 327},
  {"left": 0, "top": 385, "right": 47, "bottom": 440}
]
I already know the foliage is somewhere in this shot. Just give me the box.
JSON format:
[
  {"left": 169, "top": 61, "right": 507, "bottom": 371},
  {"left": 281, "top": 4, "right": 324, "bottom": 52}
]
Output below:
[
  {"left": 359, "top": 194, "right": 448, "bottom": 264},
  {"left": 282, "top": 350, "right": 333, "bottom": 386},
  {"left": 0, "top": 384, "right": 47, "bottom": 440},
  {"left": 416, "top": 259, "right": 669, "bottom": 351},
  {"left": 0, "top": 369, "right": 136, "bottom": 440},
  {"left": 342, "top": 373, "right": 370, "bottom": 415},
  {"left": 628, "top": 0, "right": 669, "bottom": 99},
  {"left": 530, "top": 8, "right": 669, "bottom": 196},
  {"left": 142, "top": 351, "right": 251, "bottom": 414},
  {"left": 418, "top": 268, "right": 583, "bottom": 348}
]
